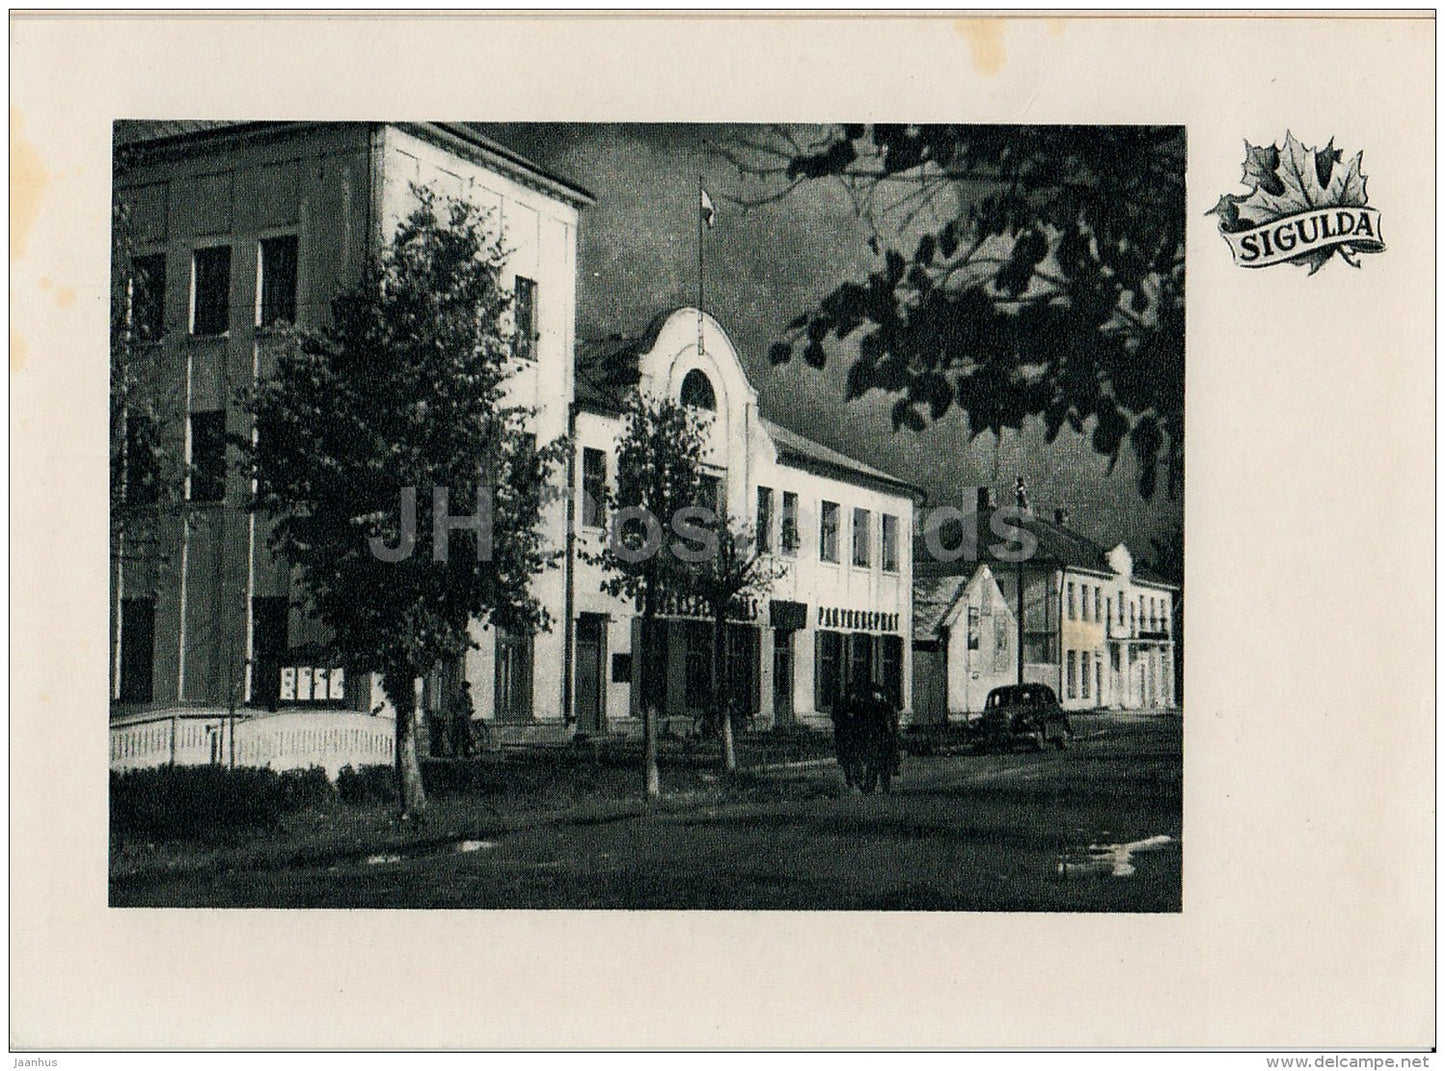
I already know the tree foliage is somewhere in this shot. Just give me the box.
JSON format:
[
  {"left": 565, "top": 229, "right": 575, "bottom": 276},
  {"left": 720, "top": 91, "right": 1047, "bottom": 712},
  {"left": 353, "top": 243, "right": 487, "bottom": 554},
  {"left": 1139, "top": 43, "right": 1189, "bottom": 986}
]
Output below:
[
  {"left": 716, "top": 124, "right": 1185, "bottom": 499},
  {"left": 245, "top": 188, "right": 568, "bottom": 813}
]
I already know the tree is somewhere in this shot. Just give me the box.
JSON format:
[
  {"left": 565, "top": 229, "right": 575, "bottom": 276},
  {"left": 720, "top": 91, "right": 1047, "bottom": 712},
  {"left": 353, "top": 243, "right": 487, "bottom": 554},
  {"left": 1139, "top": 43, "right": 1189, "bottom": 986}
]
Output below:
[
  {"left": 715, "top": 124, "right": 1185, "bottom": 500},
  {"left": 686, "top": 519, "right": 787, "bottom": 772},
  {"left": 585, "top": 391, "right": 709, "bottom": 799},
  {"left": 245, "top": 188, "right": 568, "bottom": 818},
  {"left": 110, "top": 196, "right": 178, "bottom": 549}
]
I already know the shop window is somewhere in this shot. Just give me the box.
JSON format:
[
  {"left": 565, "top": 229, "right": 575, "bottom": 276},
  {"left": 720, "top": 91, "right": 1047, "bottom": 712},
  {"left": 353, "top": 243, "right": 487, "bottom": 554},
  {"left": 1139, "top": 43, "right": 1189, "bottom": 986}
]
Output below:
[
  {"left": 685, "top": 621, "right": 712, "bottom": 709},
  {"left": 814, "top": 630, "right": 842, "bottom": 712},
  {"left": 848, "top": 632, "right": 874, "bottom": 693},
  {"left": 879, "top": 634, "right": 903, "bottom": 707},
  {"left": 191, "top": 245, "right": 231, "bottom": 335}
]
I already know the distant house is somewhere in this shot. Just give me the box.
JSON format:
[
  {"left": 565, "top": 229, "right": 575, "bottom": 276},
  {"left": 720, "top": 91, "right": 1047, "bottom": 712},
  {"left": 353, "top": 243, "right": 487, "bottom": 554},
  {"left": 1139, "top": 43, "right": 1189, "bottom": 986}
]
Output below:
[{"left": 913, "top": 488, "right": 1179, "bottom": 715}]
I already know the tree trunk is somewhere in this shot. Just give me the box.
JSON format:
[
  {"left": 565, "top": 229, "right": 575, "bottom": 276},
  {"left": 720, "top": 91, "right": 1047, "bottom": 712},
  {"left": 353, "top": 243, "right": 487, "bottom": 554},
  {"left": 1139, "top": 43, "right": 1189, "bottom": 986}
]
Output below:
[
  {"left": 385, "top": 670, "right": 428, "bottom": 819},
  {"left": 714, "top": 608, "right": 736, "bottom": 773},
  {"left": 641, "top": 611, "right": 661, "bottom": 801}
]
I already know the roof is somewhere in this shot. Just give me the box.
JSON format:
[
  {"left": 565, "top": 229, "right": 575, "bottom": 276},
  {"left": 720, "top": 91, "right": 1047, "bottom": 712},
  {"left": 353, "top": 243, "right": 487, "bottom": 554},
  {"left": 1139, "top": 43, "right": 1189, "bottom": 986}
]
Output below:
[
  {"left": 574, "top": 312, "right": 921, "bottom": 497},
  {"left": 113, "top": 120, "right": 594, "bottom": 206},
  {"left": 912, "top": 574, "right": 968, "bottom": 642}
]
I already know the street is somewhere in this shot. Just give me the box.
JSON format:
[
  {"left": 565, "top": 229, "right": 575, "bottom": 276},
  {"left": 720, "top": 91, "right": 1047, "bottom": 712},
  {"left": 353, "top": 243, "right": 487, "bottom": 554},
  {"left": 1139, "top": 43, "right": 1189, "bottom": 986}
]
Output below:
[{"left": 113, "top": 712, "right": 1181, "bottom": 911}]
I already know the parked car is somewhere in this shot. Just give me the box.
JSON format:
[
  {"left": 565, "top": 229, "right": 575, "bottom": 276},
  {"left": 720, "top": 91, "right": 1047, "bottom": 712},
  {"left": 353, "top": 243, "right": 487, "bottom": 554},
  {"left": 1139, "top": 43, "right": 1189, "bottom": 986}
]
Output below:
[{"left": 972, "top": 684, "right": 1073, "bottom": 752}]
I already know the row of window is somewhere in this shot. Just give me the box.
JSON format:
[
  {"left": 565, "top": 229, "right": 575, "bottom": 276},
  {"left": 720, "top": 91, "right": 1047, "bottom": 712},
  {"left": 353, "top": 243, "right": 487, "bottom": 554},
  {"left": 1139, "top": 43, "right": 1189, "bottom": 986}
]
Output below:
[
  {"left": 125, "top": 236, "right": 539, "bottom": 358},
  {"left": 1065, "top": 580, "right": 1170, "bottom": 634},
  {"left": 579, "top": 449, "right": 903, "bottom": 574},
  {"left": 1064, "top": 648, "right": 1107, "bottom": 702}
]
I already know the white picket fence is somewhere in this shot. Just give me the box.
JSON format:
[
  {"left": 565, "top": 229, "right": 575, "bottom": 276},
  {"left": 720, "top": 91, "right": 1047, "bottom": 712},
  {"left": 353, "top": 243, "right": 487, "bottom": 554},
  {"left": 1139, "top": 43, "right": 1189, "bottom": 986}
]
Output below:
[{"left": 110, "top": 709, "right": 395, "bottom": 779}]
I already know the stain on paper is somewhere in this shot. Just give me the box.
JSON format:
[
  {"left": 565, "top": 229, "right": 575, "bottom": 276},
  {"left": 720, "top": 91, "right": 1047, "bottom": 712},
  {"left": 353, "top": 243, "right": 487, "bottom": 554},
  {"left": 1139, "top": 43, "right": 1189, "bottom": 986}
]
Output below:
[
  {"left": 955, "top": 19, "right": 1006, "bottom": 76},
  {"left": 10, "top": 108, "right": 48, "bottom": 262}
]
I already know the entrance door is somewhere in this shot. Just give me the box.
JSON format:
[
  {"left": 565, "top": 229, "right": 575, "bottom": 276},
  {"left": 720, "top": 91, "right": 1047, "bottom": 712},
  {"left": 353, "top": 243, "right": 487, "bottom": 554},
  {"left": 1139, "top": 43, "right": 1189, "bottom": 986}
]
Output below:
[
  {"left": 575, "top": 614, "right": 606, "bottom": 733},
  {"left": 772, "top": 629, "right": 794, "bottom": 726},
  {"left": 494, "top": 626, "right": 533, "bottom": 723}
]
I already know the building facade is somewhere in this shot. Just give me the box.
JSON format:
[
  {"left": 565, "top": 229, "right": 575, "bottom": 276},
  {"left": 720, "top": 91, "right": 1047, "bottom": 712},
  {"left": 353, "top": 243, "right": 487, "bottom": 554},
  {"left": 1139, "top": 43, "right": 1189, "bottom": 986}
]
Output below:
[
  {"left": 110, "top": 121, "right": 920, "bottom": 755},
  {"left": 912, "top": 489, "right": 1179, "bottom": 716}
]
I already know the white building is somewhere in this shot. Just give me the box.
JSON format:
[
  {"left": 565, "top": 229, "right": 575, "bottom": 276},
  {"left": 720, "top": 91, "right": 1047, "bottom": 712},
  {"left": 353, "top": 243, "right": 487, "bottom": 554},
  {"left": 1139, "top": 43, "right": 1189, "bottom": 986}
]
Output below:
[
  {"left": 912, "top": 490, "right": 1179, "bottom": 717},
  {"left": 110, "top": 121, "right": 921, "bottom": 767}
]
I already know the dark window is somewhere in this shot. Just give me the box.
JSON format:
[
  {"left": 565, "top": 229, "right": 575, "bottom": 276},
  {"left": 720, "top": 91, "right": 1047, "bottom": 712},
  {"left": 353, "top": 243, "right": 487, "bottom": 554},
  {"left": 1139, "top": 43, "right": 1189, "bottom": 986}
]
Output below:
[
  {"left": 122, "top": 412, "right": 159, "bottom": 506},
  {"left": 881, "top": 513, "right": 899, "bottom": 572},
  {"left": 130, "top": 253, "right": 166, "bottom": 341},
  {"left": 188, "top": 410, "right": 226, "bottom": 502},
  {"left": 781, "top": 491, "right": 800, "bottom": 555},
  {"left": 581, "top": 447, "right": 606, "bottom": 529},
  {"left": 1066, "top": 650, "right": 1077, "bottom": 699},
  {"left": 684, "top": 621, "right": 712, "bottom": 710},
  {"left": 879, "top": 634, "right": 903, "bottom": 707},
  {"left": 191, "top": 245, "right": 231, "bottom": 335},
  {"left": 852, "top": 507, "right": 871, "bottom": 567},
  {"left": 1094, "top": 587, "right": 1102, "bottom": 623},
  {"left": 756, "top": 486, "right": 773, "bottom": 553},
  {"left": 726, "top": 624, "right": 759, "bottom": 717},
  {"left": 1067, "top": 581, "right": 1076, "bottom": 620},
  {"left": 258, "top": 235, "right": 298, "bottom": 327},
  {"left": 814, "top": 629, "right": 842, "bottom": 713},
  {"left": 820, "top": 501, "right": 839, "bottom": 562},
  {"left": 513, "top": 276, "right": 537, "bottom": 360},
  {"left": 680, "top": 368, "right": 716, "bottom": 411},
  {"left": 250, "top": 596, "right": 289, "bottom": 710},
  {"left": 118, "top": 597, "right": 156, "bottom": 703},
  {"left": 494, "top": 625, "right": 534, "bottom": 722},
  {"left": 697, "top": 474, "right": 721, "bottom": 517}
]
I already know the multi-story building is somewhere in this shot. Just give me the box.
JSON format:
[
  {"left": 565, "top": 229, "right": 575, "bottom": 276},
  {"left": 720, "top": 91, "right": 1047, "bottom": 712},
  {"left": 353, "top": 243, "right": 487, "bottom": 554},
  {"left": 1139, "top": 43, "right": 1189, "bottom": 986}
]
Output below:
[
  {"left": 912, "top": 488, "right": 1179, "bottom": 716},
  {"left": 110, "top": 121, "right": 920, "bottom": 766}
]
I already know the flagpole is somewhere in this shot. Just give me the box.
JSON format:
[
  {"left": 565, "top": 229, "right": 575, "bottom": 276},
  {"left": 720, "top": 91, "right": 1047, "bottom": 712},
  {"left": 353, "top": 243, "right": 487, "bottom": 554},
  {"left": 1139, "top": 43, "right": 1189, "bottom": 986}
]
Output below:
[{"left": 697, "top": 172, "right": 704, "bottom": 355}]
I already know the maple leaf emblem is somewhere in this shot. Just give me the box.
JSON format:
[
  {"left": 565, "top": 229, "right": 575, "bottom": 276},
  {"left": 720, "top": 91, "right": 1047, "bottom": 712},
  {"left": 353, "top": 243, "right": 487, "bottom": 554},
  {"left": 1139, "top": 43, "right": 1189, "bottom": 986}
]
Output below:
[{"left": 1210, "top": 132, "right": 1380, "bottom": 273}]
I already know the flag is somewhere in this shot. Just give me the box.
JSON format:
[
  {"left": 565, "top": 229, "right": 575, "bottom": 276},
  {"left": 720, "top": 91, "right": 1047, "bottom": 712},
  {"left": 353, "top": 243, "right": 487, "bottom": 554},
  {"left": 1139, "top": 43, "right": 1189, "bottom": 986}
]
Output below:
[{"left": 700, "top": 186, "right": 716, "bottom": 229}]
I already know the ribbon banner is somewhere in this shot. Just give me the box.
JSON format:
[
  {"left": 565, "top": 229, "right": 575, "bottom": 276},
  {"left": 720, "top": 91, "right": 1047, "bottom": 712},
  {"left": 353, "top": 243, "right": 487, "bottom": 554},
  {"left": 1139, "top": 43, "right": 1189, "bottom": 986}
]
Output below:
[{"left": 1221, "top": 206, "right": 1385, "bottom": 268}]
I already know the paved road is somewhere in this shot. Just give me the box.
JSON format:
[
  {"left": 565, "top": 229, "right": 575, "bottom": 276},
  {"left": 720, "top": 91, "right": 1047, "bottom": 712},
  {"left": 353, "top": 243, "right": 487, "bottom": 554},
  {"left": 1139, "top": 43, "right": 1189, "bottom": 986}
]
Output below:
[{"left": 116, "top": 713, "right": 1182, "bottom": 911}]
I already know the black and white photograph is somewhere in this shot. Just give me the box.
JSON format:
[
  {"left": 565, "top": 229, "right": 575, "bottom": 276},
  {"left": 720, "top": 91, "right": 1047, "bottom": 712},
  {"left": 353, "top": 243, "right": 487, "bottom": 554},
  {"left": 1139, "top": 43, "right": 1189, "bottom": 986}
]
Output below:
[
  {"left": 11, "top": 10, "right": 1434, "bottom": 1056},
  {"left": 107, "top": 120, "right": 1184, "bottom": 911}
]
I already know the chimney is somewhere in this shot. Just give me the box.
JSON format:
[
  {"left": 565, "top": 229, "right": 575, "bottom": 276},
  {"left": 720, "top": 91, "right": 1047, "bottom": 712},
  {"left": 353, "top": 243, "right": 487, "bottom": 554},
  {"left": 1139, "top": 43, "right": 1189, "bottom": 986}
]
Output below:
[
  {"left": 1055, "top": 507, "right": 1070, "bottom": 527},
  {"left": 976, "top": 486, "right": 995, "bottom": 511}
]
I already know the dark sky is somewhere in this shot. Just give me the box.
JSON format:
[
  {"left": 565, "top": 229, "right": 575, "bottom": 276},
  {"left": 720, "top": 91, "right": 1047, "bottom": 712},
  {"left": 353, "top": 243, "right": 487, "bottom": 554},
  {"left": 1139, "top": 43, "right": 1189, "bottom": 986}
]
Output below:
[{"left": 477, "top": 122, "right": 1183, "bottom": 562}]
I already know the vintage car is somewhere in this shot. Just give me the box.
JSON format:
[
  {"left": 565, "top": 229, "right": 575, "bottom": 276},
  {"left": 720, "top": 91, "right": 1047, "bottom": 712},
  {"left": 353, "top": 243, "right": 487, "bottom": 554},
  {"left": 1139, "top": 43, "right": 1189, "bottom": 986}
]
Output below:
[{"left": 972, "top": 684, "right": 1074, "bottom": 752}]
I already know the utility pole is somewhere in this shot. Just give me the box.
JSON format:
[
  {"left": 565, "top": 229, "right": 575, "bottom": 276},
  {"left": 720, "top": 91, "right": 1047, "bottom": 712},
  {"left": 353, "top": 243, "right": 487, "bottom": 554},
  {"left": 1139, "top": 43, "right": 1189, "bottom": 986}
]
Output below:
[{"left": 1015, "top": 476, "right": 1027, "bottom": 685}]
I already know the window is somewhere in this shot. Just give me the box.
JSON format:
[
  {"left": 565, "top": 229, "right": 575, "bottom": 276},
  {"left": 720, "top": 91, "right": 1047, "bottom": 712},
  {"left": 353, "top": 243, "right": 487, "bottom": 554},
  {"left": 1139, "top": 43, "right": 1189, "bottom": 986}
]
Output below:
[
  {"left": 1094, "top": 587, "right": 1102, "bottom": 623},
  {"left": 1067, "top": 581, "right": 1076, "bottom": 620},
  {"left": 684, "top": 621, "right": 712, "bottom": 709},
  {"left": 122, "top": 412, "right": 159, "bottom": 506},
  {"left": 1106, "top": 596, "right": 1112, "bottom": 629},
  {"left": 118, "top": 597, "right": 156, "bottom": 703},
  {"left": 780, "top": 491, "right": 800, "bottom": 555},
  {"left": 679, "top": 368, "right": 716, "bottom": 411},
  {"left": 881, "top": 513, "right": 899, "bottom": 573},
  {"left": 848, "top": 632, "right": 874, "bottom": 693},
  {"left": 191, "top": 245, "right": 231, "bottom": 335},
  {"left": 814, "top": 630, "right": 842, "bottom": 712},
  {"left": 879, "top": 634, "right": 904, "bottom": 706},
  {"left": 756, "top": 486, "right": 773, "bottom": 553},
  {"left": 580, "top": 448, "right": 606, "bottom": 529},
  {"left": 494, "top": 625, "right": 534, "bottom": 722},
  {"left": 967, "top": 606, "right": 980, "bottom": 650},
  {"left": 726, "top": 624, "right": 759, "bottom": 716},
  {"left": 697, "top": 473, "right": 722, "bottom": 517},
  {"left": 852, "top": 508, "right": 871, "bottom": 567},
  {"left": 250, "top": 596, "right": 288, "bottom": 709},
  {"left": 130, "top": 253, "right": 166, "bottom": 341},
  {"left": 1081, "top": 653, "right": 1091, "bottom": 699},
  {"left": 1119, "top": 591, "right": 1126, "bottom": 624},
  {"left": 1066, "top": 650, "right": 1077, "bottom": 699},
  {"left": 1129, "top": 601, "right": 1136, "bottom": 631},
  {"left": 188, "top": 410, "right": 226, "bottom": 502},
  {"left": 819, "top": 501, "right": 839, "bottom": 562},
  {"left": 993, "top": 615, "right": 1009, "bottom": 673},
  {"left": 1080, "top": 583, "right": 1089, "bottom": 621},
  {"left": 258, "top": 235, "right": 298, "bottom": 327},
  {"left": 513, "top": 276, "right": 537, "bottom": 360}
]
